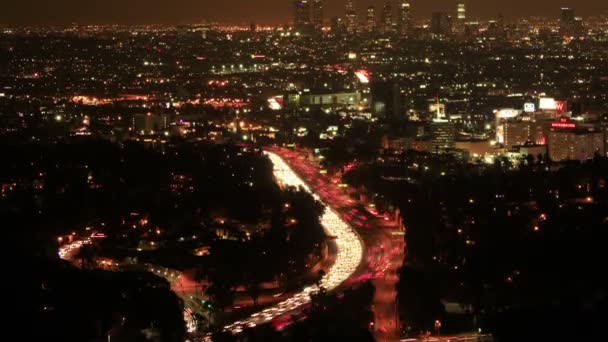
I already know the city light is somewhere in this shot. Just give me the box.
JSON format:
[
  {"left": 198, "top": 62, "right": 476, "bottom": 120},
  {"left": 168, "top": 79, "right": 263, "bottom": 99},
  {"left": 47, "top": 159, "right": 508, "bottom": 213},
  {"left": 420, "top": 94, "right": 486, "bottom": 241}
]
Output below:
[
  {"left": 223, "top": 151, "right": 364, "bottom": 334},
  {"left": 354, "top": 69, "right": 371, "bottom": 84}
]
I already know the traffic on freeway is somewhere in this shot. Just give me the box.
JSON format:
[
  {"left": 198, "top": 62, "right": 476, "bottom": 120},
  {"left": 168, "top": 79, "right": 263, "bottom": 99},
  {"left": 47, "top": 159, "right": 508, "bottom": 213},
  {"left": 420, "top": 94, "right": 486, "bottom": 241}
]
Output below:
[{"left": 222, "top": 150, "right": 365, "bottom": 333}]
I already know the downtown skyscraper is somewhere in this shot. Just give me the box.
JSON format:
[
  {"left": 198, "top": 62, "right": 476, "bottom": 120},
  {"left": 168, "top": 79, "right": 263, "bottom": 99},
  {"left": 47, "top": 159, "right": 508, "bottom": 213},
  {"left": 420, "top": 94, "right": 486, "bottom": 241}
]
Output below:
[
  {"left": 456, "top": 0, "right": 466, "bottom": 34},
  {"left": 398, "top": 1, "right": 411, "bottom": 35},
  {"left": 366, "top": 6, "right": 376, "bottom": 33},
  {"left": 345, "top": 0, "right": 358, "bottom": 34},
  {"left": 312, "top": 0, "right": 324, "bottom": 31},
  {"left": 381, "top": 1, "right": 393, "bottom": 34},
  {"left": 294, "top": 0, "right": 311, "bottom": 32}
]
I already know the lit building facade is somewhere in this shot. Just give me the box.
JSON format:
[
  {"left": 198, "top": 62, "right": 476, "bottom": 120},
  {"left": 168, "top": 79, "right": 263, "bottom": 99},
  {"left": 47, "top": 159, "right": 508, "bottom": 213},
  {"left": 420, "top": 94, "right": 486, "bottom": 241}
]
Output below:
[
  {"left": 431, "top": 12, "right": 452, "bottom": 36},
  {"left": 431, "top": 119, "right": 456, "bottom": 152},
  {"left": 294, "top": 0, "right": 311, "bottom": 32},
  {"left": 504, "top": 120, "right": 530, "bottom": 149},
  {"left": 398, "top": 1, "right": 411, "bottom": 35},
  {"left": 381, "top": 1, "right": 393, "bottom": 34},
  {"left": 548, "top": 119, "right": 605, "bottom": 161},
  {"left": 456, "top": 0, "right": 466, "bottom": 34},
  {"left": 312, "top": 0, "right": 324, "bottom": 31},
  {"left": 366, "top": 6, "right": 376, "bottom": 33},
  {"left": 345, "top": 0, "right": 358, "bottom": 34}
]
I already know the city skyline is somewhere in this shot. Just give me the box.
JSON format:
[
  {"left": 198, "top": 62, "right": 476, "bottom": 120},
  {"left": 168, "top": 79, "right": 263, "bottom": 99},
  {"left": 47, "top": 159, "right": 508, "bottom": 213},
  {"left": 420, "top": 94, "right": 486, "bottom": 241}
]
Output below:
[{"left": 1, "top": 0, "right": 606, "bottom": 26}]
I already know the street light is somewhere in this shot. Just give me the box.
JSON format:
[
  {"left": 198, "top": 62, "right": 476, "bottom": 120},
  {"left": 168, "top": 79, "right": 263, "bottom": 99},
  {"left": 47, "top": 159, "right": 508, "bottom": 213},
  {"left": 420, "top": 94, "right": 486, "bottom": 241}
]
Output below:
[{"left": 434, "top": 319, "right": 442, "bottom": 336}]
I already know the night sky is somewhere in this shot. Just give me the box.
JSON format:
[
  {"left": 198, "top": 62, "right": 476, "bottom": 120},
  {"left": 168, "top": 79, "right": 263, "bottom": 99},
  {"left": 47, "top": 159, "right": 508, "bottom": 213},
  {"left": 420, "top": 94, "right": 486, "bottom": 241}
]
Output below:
[{"left": 1, "top": 0, "right": 606, "bottom": 26}]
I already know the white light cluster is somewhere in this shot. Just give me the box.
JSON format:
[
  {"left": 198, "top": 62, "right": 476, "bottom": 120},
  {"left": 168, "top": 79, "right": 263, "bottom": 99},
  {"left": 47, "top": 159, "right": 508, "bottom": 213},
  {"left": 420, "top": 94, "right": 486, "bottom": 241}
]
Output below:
[
  {"left": 223, "top": 151, "right": 364, "bottom": 334},
  {"left": 58, "top": 238, "right": 91, "bottom": 259}
]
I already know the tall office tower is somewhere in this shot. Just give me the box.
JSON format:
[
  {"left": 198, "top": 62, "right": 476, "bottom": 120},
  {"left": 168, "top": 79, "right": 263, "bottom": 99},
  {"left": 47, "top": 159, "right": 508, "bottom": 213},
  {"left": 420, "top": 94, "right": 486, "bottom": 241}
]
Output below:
[
  {"left": 456, "top": 0, "right": 466, "bottom": 34},
  {"left": 366, "top": 6, "right": 376, "bottom": 33},
  {"left": 431, "top": 119, "right": 456, "bottom": 152},
  {"left": 431, "top": 12, "right": 452, "bottom": 36},
  {"left": 560, "top": 7, "right": 580, "bottom": 36},
  {"left": 381, "top": 1, "right": 393, "bottom": 34},
  {"left": 294, "top": 0, "right": 311, "bottom": 31},
  {"left": 312, "top": 0, "right": 324, "bottom": 31},
  {"left": 331, "top": 16, "right": 345, "bottom": 35},
  {"left": 345, "top": 0, "right": 358, "bottom": 34},
  {"left": 398, "top": 1, "right": 411, "bottom": 35}
]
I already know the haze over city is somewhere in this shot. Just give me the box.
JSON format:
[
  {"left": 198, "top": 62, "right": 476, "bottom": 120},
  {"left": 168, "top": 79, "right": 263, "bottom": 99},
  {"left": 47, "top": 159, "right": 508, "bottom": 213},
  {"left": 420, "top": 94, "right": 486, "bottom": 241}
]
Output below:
[
  {"left": 6, "top": 1, "right": 608, "bottom": 342},
  {"left": 1, "top": 0, "right": 607, "bottom": 25}
]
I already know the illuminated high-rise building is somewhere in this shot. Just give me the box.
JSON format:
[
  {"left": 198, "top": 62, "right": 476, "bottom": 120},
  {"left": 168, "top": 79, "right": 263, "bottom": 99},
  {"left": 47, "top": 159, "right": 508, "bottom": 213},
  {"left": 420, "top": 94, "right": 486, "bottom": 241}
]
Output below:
[
  {"left": 345, "top": 0, "right": 358, "bottom": 34},
  {"left": 398, "top": 1, "right": 411, "bottom": 35},
  {"left": 548, "top": 119, "right": 605, "bottom": 161},
  {"left": 457, "top": 1, "right": 466, "bottom": 21},
  {"left": 312, "top": 0, "right": 324, "bottom": 31},
  {"left": 431, "top": 119, "right": 456, "bottom": 152},
  {"left": 456, "top": 0, "right": 466, "bottom": 34},
  {"left": 294, "top": 0, "right": 311, "bottom": 31},
  {"left": 381, "top": 1, "right": 393, "bottom": 34},
  {"left": 561, "top": 7, "right": 575, "bottom": 25},
  {"left": 560, "top": 7, "right": 583, "bottom": 37},
  {"left": 366, "top": 6, "right": 376, "bottom": 33},
  {"left": 431, "top": 12, "right": 452, "bottom": 36}
]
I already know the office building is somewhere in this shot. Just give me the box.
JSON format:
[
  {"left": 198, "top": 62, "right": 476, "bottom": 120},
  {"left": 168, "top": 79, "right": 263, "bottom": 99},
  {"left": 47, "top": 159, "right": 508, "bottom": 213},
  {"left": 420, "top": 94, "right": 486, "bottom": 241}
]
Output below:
[
  {"left": 548, "top": 119, "right": 605, "bottom": 161},
  {"left": 430, "top": 101, "right": 455, "bottom": 152},
  {"left": 503, "top": 120, "right": 530, "bottom": 149},
  {"left": 312, "top": 0, "right": 324, "bottom": 31},
  {"left": 560, "top": 7, "right": 583, "bottom": 37},
  {"left": 366, "top": 6, "right": 376, "bottom": 33},
  {"left": 456, "top": 0, "right": 466, "bottom": 34},
  {"left": 431, "top": 119, "right": 456, "bottom": 152},
  {"left": 381, "top": 1, "right": 393, "bottom": 34},
  {"left": 345, "top": 0, "right": 358, "bottom": 34},
  {"left": 431, "top": 12, "right": 452, "bottom": 36},
  {"left": 331, "top": 16, "right": 345, "bottom": 34},
  {"left": 398, "top": 1, "right": 411, "bottom": 35},
  {"left": 287, "top": 90, "right": 362, "bottom": 110},
  {"left": 294, "top": 0, "right": 311, "bottom": 32}
]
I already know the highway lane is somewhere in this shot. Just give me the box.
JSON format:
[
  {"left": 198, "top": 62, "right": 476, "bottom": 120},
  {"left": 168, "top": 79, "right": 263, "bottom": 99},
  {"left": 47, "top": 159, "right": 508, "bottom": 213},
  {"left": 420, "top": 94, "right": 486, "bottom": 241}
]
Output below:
[
  {"left": 221, "top": 150, "right": 365, "bottom": 333},
  {"left": 273, "top": 147, "right": 405, "bottom": 341}
]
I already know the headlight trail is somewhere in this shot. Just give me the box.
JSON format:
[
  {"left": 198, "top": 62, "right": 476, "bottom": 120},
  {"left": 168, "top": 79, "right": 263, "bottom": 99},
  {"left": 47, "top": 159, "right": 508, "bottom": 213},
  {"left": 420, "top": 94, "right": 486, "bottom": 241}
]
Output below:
[{"left": 222, "top": 151, "right": 364, "bottom": 334}]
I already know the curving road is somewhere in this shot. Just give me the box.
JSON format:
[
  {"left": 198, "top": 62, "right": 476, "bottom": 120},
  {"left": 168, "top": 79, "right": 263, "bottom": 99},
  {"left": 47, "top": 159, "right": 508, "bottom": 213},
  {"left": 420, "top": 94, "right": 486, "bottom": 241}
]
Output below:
[
  {"left": 222, "top": 151, "right": 365, "bottom": 334},
  {"left": 58, "top": 149, "right": 367, "bottom": 338}
]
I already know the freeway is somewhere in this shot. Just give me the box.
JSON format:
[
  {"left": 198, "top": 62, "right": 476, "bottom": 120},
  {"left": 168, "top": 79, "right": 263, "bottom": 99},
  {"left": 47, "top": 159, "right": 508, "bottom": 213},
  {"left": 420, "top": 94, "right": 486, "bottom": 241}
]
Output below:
[
  {"left": 57, "top": 147, "right": 401, "bottom": 339},
  {"left": 221, "top": 150, "right": 365, "bottom": 333},
  {"left": 270, "top": 147, "right": 404, "bottom": 341}
]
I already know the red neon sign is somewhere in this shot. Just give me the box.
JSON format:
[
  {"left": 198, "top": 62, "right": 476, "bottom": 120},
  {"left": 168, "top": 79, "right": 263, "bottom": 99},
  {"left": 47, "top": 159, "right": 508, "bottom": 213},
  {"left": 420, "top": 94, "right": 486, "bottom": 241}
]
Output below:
[
  {"left": 551, "top": 118, "right": 576, "bottom": 129},
  {"left": 551, "top": 122, "right": 576, "bottom": 128},
  {"left": 555, "top": 101, "right": 567, "bottom": 113}
]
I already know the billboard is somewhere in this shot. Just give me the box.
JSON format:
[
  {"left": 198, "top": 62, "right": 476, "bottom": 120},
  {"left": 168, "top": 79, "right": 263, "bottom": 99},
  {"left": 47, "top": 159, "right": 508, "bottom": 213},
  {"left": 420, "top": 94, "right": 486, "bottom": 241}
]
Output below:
[
  {"left": 524, "top": 102, "right": 536, "bottom": 113},
  {"left": 496, "top": 109, "right": 520, "bottom": 119},
  {"left": 555, "top": 101, "right": 567, "bottom": 114},
  {"left": 539, "top": 97, "right": 556, "bottom": 110},
  {"left": 539, "top": 98, "right": 567, "bottom": 113}
]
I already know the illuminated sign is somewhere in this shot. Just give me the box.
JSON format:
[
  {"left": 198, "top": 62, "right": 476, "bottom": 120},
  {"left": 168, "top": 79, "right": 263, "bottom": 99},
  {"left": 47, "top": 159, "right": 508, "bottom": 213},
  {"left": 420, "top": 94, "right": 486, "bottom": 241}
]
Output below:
[
  {"left": 524, "top": 103, "right": 536, "bottom": 112},
  {"left": 539, "top": 98, "right": 568, "bottom": 113},
  {"left": 551, "top": 118, "right": 576, "bottom": 129},
  {"left": 496, "top": 109, "right": 520, "bottom": 118},
  {"left": 555, "top": 101, "right": 567, "bottom": 114},
  {"left": 539, "top": 97, "right": 556, "bottom": 110}
]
